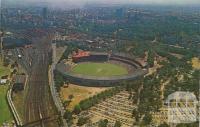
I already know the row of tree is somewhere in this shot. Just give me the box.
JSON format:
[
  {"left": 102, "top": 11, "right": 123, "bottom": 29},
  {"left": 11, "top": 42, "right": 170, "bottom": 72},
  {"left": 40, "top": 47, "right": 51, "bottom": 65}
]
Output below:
[
  {"left": 73, "top": 87, "right": 121, "bottom": 114},
  {"left": 54, "top": 70, "right": 65, "bottom": 92}
]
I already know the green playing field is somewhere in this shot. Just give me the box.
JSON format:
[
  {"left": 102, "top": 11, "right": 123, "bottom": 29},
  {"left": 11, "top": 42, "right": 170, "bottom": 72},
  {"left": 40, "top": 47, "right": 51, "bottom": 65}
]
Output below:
[
  {"left": 71, "top": 62, "right": 128, "bottom": 77},
  {"left": 0, "top": 62, "right": 12, "bottom": 125}
]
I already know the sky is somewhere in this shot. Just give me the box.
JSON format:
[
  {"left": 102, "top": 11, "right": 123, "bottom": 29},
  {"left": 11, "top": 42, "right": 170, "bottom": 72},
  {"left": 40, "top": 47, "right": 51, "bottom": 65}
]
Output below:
[{"left": 2, "top": 0, "right": 200, "bottom": 8}]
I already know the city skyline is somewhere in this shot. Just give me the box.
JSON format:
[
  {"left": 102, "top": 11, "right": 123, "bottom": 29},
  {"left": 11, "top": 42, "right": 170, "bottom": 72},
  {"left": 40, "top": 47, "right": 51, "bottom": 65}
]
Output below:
[{"left": 2, "top": 0, "right": 200, "bottom": 8}]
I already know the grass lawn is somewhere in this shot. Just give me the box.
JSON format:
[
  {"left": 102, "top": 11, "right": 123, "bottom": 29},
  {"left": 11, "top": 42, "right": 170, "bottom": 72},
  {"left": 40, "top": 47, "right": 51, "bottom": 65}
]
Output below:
[
  {"left": 60, "top": 84, "right": 109, "bottom": 111},
  {"left": 0, "top": 85, "right": 13, "bottom": 125},
  {"left": 71, "top": 62, "right": 128, "bottom": 76},
  {"left": 0, "top": 61, "right": 12, "bottom": 125},
  {"left": 0, "top": 64, "right": 10, "bottom": 77}
]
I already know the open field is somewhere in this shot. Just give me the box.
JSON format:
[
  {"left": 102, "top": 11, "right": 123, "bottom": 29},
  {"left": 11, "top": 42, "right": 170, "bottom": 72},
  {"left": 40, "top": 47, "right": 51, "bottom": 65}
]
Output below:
[
  {"left": 0, "top": 85, "right": 13, "bottom": 125},
  {"left": 71, "top": 62, "right": 128, "bottom": 77},
  {"left": 0, "top": 61, "right": 12, "bottom": 125},
  {"left": 191, "top": 57, "right": 200, "bottom": 70},
  {"left": 60, "top": 84, "right": 109, "bottom": 110},
  {"left": 0, "top": 64, "right": 10, "bottom": 77}
]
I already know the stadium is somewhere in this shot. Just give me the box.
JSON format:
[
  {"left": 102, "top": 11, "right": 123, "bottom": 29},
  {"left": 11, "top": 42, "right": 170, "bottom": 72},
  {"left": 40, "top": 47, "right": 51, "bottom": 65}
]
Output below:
[{"left": 56, "top": 50, "right": 147, "bottom": 87}]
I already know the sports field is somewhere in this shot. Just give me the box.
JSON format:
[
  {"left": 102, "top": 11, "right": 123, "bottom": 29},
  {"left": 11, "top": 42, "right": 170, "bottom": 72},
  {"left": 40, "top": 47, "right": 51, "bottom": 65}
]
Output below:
[
  {"left": 71, "top": 62, "right": 128, "bottom": 76},
  {"left": 0, "top": 61, "right": 12, "bottom": 125},
  {"left": 0, "top": 85, "right": 13, "bottom": 125}
]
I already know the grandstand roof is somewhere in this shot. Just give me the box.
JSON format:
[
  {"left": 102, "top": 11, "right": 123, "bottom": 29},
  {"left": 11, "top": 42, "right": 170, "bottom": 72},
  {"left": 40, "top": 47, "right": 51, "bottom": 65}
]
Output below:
[
  {"left": 165, "top": 91, "right": 197, "bottom": 102},
  {"left": 72, "top": 51, "right": 90, "bottom": 58}
]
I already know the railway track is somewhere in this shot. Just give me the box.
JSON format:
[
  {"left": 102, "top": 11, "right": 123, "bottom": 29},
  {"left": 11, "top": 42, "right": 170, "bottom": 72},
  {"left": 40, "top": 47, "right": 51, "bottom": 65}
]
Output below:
[
  {"left": 7, "top": 29, "right": 60, "bottom": 127},
  {"left": 23, "top": 36, "right": 59, "bottom": 127},
  {"left": 10, "top": 29, "right": 60, "bottom": 127}
]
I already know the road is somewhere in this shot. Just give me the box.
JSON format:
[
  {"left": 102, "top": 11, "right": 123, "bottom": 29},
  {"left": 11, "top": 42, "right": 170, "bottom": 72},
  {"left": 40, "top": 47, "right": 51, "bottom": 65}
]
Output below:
[{"left": 48, "top": 43, "right": 68, "bottom": 127}]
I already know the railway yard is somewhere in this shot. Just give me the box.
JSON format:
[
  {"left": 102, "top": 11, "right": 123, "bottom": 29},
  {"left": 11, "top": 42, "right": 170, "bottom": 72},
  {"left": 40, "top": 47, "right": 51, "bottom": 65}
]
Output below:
[{"left": 8, "top": 30, "right": 60, "bottom": 127}]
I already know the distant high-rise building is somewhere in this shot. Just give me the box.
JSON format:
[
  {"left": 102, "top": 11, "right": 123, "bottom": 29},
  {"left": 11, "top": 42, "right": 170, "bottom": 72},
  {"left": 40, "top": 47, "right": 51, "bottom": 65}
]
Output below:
[
  {"left": 0, "top": 12, "right": 3, "bottom": 26},
  {"left": 115, "top": 8, "right": 123, "bottom": 18},
  {"left": 1, "top": 8, "right": 5, "bottom": 27},
  {"left": 42, "top": 7, "right": 47, "bottom": 19}
]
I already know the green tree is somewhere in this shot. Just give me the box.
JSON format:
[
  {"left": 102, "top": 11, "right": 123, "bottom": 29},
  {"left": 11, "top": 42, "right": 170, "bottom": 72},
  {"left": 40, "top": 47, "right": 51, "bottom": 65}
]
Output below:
[
  {"left": 132, "top": 109, "right": 140, "bottom": 122},
  {"left": 54, "top": 71, "right": 65, "bottom": 91},
  {"left": 73, "top": 105, "right": 81, "bottom": 114},
  {"left": 77, "top": 117, "right": 88, "bottom": 126},
  {"left": 3, "top": 58, "right": 10, "bottom": 67},
  {"left": 142, "top": 113, "right": 152, "bottom": 125},
  {"left": 147, "top": 49, "right": 155, "bottom": 67},
  {"left": 114, "top": 121, "right": 121, "bottom": 127},
  {"left": 65, "top": 80, "right": 70, "bottom": 87},
  {"left": 68, "top": 94, "right": 74, "bottom": 100},
  {"left": 63, "top": 100, "right": 71, "bottom": 107},
  {"left": 98, "top": 119, "right": 108, "bottom": 127},
  {"left": 63, "top": 110, "right": 72, "bottom": 122},
  {"left": 176, "top": 122, "right": 199, "bottom": 127},
  {"left": 158, "top": 123, "right": 169, "bottom": 127}
]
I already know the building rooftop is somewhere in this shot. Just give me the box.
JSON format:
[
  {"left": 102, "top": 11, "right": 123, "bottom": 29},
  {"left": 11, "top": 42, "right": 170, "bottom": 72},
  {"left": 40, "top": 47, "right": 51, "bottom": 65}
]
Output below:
[{"left": 14, "top": 74, "right": 26, "bottom": 84}]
